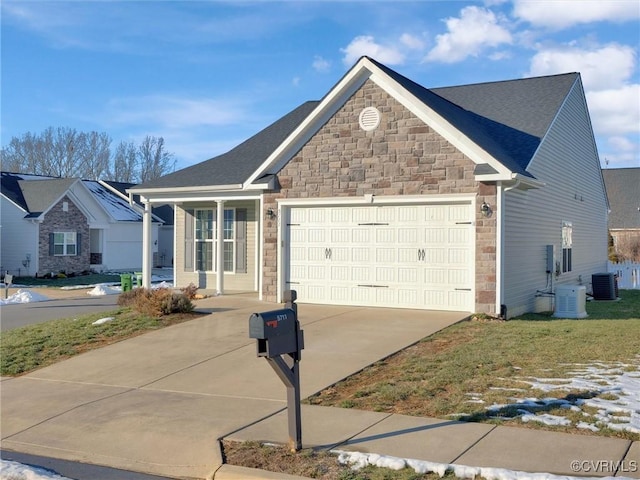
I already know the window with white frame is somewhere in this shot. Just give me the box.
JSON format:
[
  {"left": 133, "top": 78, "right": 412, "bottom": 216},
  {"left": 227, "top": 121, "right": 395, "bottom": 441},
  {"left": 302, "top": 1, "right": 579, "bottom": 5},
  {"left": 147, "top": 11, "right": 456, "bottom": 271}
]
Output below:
[
  {"left": 53, "top": 232, "right": 77, "bottom": 256},
  {"left": 562, "top": 221, "right": 573, "bottom": 273},
  {"left": 194, "top": 208, "right": 235, "bottom": 272}
]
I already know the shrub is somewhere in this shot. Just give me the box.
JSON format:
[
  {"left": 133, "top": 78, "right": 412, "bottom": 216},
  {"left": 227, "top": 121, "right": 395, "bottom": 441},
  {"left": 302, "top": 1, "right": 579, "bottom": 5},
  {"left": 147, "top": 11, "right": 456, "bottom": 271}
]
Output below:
[
  {"left": 180, "top": 282, "right": 199, "bottom": 300},
  {"left": 119, "top": 288, "right": 194, "bottom": 316},
  {"left": 117, "top": 288, "right": 146, "bottom": 307},
  {"left": 162, "top": 292, "right": 195, "bottom": 314}
]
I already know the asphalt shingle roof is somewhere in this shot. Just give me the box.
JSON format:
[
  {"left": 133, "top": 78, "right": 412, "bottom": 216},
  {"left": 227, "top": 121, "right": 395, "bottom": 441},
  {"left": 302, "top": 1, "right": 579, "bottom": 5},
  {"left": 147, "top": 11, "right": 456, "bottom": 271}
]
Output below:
[
  {"left": 367, "top": 58, "right": 578, "bottom": 177},
  {"left": 1, "top": 172, "right": 148, "bottom": 222},
  {"left": 133, "top": 101, "right": 320, "bottom": 190},
  {"left": 131, "top": 58, "right": 580, "bottom": 190},
  {"left": 602, "top": 168, "right": 640, "bottom": 229}
]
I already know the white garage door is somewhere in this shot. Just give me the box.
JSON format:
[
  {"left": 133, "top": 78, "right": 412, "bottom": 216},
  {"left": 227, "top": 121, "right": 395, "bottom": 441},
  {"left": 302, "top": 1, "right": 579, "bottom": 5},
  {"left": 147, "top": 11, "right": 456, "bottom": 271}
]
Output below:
[{"left": 285, "top": 203, "right": 474, "bottom": 311}]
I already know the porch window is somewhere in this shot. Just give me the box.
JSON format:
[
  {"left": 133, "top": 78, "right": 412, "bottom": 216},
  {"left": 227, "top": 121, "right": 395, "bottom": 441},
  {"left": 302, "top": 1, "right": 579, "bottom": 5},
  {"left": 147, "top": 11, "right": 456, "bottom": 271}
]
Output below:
[
  {"left": 194, "top": 208, "right": 235, "bottom": 272},
  {"left": 562, "top": 221, "right": 572, "bottom": 273},
  {"left": 52, "top": 232, "right": 78, "bottom": 256}
]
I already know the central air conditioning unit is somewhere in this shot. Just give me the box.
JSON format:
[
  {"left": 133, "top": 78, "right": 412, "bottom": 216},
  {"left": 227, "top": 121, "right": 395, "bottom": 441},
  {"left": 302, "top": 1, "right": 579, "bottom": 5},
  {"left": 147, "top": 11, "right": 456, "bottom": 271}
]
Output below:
[
  {"left": 592, "top": 273, "right": 618, "bottom": 300},
  {"left": 554, "top": 285, "right": 587, "bottom": 319}
]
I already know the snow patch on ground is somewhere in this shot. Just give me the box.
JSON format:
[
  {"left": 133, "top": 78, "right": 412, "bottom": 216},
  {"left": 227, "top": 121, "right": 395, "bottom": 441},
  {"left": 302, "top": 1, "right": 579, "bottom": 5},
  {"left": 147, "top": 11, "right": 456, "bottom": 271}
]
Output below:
[
  {"left": 481, "top": 359, "right": 640, "bottom": 435},
  {"left": 92, "top": 316, "right": 115, "bottom": 325},
  {"left": 87, "top": 284, "right": 122, "bottom": 296},
  {"left": 0, "top": 289, "right": 51, "bottom": 305},
  {"left": 334, "top": 450, "right": 624, "bottom": 480},
  {"left": 0, "top": 460, "right": 72, "bottom": 479}
]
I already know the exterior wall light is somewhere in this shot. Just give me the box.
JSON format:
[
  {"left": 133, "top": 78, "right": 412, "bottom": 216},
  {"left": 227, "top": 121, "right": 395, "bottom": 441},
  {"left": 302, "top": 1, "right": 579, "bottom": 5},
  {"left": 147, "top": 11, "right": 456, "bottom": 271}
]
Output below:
[
  {"left": 266, "top": 208, "right": 277, "bottom": 220},
  {"left": 480, "top": 201, "right": 492, "bottom": 217}
]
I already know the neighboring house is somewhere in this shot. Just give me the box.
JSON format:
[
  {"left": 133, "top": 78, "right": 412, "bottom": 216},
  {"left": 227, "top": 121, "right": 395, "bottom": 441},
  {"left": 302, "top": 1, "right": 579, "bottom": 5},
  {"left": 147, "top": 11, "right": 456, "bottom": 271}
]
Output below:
[
  {"left": 102, "top": 181, "right": 175, "bottom": 268},
  {"left": 602, "top": 167, "right": 640, "bottom": 261},
  {"left": 129, "top": 56, "right": 608, "bottom": 317},
  {"left": 0, "top": 172, "right": 162, "bottom": 276}
]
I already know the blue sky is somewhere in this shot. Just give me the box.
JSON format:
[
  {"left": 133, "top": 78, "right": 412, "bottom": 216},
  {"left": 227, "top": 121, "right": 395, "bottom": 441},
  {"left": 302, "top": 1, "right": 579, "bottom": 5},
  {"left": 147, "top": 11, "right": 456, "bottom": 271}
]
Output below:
[{"left": 2, "top": 0, "right": 639, "bottom": 172}]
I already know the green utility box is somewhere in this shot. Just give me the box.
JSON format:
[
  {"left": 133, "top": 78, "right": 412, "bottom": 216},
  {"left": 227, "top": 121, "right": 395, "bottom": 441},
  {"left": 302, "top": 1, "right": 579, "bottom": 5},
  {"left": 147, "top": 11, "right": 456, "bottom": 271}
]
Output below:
[
  {"left": 135, "top": 272, "right": 143, "bottom": 287},
  {"left": 120, "top": 274, "right": 133, "bottom": 292}
]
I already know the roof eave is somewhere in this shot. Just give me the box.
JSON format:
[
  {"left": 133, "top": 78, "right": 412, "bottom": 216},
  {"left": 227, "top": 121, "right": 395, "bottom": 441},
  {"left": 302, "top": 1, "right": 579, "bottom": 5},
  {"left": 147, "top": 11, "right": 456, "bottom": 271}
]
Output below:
[{"left": 127, "top": 184, "right": 244, "bottom": 196}]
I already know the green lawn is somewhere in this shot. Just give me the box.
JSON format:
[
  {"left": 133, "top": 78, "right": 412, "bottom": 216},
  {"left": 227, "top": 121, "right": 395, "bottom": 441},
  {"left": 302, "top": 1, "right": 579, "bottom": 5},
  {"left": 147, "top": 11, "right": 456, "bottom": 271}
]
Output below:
[
  {"left": 307, "top": 289, "right": 640, "bottom": 441},
  {"left": 0, "top": 308, "right": 201, "bottom": 376}
]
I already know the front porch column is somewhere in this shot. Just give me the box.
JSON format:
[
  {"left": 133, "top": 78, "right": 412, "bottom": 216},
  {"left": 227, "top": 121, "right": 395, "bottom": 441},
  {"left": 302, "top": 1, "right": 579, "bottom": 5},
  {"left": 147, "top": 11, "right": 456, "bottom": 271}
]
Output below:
[
  {"left": 142, "top": 201, "right": 152, "bottom": 289},
  {"left": 216, "top": 200, "right": 225, "bottom": 295}
]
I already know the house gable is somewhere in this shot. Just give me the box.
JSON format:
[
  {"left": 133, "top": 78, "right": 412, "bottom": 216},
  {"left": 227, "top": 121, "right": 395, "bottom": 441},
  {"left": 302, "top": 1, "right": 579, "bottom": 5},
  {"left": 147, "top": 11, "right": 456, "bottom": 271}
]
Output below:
[
  {"left": 262, "top": 78, "right": 498, "bottom": 313},
  {"left": 248, "top": 57, "right": 551, "bottom": 190}
]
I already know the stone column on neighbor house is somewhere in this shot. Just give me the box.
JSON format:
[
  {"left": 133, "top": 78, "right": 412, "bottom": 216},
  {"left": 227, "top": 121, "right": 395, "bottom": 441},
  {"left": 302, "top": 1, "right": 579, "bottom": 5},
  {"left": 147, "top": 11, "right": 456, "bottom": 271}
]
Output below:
[
  {"left": 142, "top": 201, "right": 152, "bottom": 289},
  {"left": 216, "top": 200, "right": 225, "bottom": 295}
]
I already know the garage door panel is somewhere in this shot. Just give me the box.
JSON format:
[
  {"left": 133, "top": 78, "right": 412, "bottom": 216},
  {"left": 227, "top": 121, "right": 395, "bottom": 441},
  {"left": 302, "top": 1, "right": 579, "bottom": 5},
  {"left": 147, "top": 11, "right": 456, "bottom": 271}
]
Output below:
[
  {"left": 351, "top": 247, "right": 370, "bottom": 262},
  {"left": 375, "top": 266, "right": 396, "bottom": 283},
  {"left": 375, "top": 248, "right": 396, "bottom": 263},
  {"left": 331, "top": 229, "right": 350, "bottom": 243},
  {"left": 376, "top": 228, "right": 395, "bottom": 243},
  {"left": 398, "top": 248, "right": 417, "bottom": 263},
  {"left": 286, "top": 203, "right": 474, "bottom": 311},
  {"left": 308, "top": 229, "right": 327, "bottom": 242},
  {"left": 398, "top": 268, "right": 418, "bottom": 283},
  {"left": 375, "top": 288, "right": 396, "bottom": 304},
  {"left": 351, "top": 266, "right": 370, "bottom": 282}
]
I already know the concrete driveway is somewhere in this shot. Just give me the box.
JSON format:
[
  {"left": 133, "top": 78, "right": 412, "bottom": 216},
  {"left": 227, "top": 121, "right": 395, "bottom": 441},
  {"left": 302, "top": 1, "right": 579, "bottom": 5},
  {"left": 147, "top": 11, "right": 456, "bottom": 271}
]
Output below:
[{"left": 1, "top": 293, "right": 467, "bottom": 479}]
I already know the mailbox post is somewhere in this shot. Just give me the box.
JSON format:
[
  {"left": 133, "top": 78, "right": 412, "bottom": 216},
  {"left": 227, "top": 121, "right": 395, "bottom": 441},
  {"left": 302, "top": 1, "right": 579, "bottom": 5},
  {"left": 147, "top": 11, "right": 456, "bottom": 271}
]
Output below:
[{"left": 249, "top": 290, "right": 304, "bottom": 451}]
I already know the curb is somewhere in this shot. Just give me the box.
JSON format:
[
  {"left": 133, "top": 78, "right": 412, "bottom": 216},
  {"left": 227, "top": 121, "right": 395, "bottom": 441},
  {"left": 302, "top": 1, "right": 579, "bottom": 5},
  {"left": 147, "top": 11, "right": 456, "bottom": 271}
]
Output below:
[{"left": 210, "top": 464, "right": 312, "bottom": 480}]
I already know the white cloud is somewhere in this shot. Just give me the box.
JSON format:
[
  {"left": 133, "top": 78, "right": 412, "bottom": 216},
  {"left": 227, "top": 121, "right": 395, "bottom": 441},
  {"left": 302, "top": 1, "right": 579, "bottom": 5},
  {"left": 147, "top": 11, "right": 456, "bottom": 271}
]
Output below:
[
  {"left": 513, "top": 0, "right": 640, "bottom": 29},
  {"left": 527, "top": 43, "right": 636, "bottom": 90},
  {"left": 341, "top": 35, "right": 406, "bottom": 66},
  {"left": 312, "top": 55, "right": 331, "bottom": 73},
  {"left": 586, "top": 85, "right": 640, "bottom": 136},
  {"left": 104, "top": 95, "right": 248, "bottom": 130},
  {"left": 399, "top": 33, "right": 425, "bottom": 51},
  {"left": 424, "top": 6, "right": 512, "bottom": 64}
]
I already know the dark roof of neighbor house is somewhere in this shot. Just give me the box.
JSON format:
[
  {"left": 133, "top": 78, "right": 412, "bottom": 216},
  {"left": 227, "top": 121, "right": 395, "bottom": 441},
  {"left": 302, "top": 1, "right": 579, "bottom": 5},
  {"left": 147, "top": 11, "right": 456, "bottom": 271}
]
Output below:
[
  {"left": 103, "top": 180, "right": 174, "bottom": 225},
  {"left": 0, "top": 172, "right": 146, "bottom": 222},
  {"left": 602, "top": 168, "right": 640, "bottom": 229},
  {"left": 132, "top": 58, "right": 581, "bottom": 191},
  {"left": 132, "top": 100, "right": 321, "bottom": 190}
]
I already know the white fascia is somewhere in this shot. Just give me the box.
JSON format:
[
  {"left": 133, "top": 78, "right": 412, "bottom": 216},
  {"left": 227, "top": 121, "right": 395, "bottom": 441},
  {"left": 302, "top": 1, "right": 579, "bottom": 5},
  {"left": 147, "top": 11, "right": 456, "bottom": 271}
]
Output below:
[
  {"left": 367, "top": 65, "right": 514, "bottom": 179},
  {"left": 277, "top": 193, "right": 475, "bottom": 208},
  {"left": 128, "top": 183, "right": 244, "bottom": 197},
  {"left": 140, "top": 192, "right": 262, "bottom": 205},
  {"left": 244, "top": 63, "right": 373, "bottom": 188},
  {"left": 1, "top": 193, "right": 28, "bottom": 213}
]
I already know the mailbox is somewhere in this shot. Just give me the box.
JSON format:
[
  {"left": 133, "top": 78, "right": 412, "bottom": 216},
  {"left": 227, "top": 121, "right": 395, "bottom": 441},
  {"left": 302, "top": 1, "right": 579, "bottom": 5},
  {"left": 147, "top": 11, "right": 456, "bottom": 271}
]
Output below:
[
  {"left": 249, "top": 308, "right": 303, "bottom": 358},
  {"left": 249, "top": 291, "right": 304, "bottom": 451}
]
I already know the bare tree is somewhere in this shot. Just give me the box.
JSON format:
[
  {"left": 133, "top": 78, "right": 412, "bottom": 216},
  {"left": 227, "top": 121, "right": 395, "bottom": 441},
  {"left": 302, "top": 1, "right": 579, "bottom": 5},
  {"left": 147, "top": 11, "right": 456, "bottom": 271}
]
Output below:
[
  {"left": 1, "top": 128, "right": 175, "bottom": 183},
  {"left": 137, "top": 135, "right": 174, "bottom": 183},
  {"left": 112, "top": 140, "right": 138, "bottom": 183}
]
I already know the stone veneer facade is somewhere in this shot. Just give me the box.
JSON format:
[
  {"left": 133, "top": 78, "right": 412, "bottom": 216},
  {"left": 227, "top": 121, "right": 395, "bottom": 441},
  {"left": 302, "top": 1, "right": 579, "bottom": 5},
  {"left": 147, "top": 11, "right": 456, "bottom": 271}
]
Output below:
[
  {"left": 263, "top": 80, "right": 497, "bottom": 314},
  {"left": 39, "top": 195, "right": 90, "bottom": 275}
]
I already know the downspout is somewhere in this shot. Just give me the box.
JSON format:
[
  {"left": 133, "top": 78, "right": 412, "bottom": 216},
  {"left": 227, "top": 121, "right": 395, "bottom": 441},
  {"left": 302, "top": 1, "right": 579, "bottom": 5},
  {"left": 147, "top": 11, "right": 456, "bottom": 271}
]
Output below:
[
  {"left": 142, "top": 200, "right": 152, "bottom": 289},
  {"left": 496, "top": 181, "right": 504, "bottom": 319},
  {"left": 497, "top": 179, "right": 521, "bottom": 319}
]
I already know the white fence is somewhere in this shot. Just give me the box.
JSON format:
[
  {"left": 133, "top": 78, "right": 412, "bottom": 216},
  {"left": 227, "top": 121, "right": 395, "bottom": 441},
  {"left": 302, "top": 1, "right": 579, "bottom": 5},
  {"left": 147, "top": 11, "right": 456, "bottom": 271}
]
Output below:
[{"left": 608, "top": 261, "right": 640, "bottom": 289}]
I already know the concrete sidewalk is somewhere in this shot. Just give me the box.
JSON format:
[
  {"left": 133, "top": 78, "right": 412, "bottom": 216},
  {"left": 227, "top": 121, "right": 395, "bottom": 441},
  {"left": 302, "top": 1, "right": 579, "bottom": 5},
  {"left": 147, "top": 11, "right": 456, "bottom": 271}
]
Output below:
[
  {"left": 224, "top": 405, "right": 639, "bottom": 479},
  {"left": 1, "top": 294, "right": 466, "bottom": 479}
]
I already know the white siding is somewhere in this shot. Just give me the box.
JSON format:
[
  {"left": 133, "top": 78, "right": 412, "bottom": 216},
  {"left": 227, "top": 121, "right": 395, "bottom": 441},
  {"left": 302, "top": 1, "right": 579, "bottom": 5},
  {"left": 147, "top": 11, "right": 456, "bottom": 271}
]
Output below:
[
  {"left": 0, "top": 199, "right": 39, "bottom": 276},
  {"left": 102, "top": 222, "right": 159, "bottom": 271},
  {"left": 502, "top": 80, "right": 608, "bottom": 316}
]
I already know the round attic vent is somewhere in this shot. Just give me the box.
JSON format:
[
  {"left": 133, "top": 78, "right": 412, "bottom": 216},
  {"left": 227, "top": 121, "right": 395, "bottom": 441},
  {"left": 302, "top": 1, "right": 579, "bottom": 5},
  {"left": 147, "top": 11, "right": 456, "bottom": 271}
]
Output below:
[{"left": 359, "top": 107, "right": 381, "bottom": 131}]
